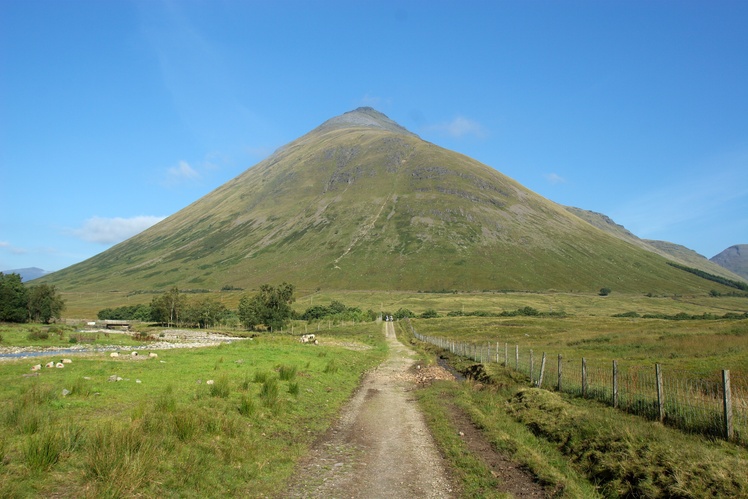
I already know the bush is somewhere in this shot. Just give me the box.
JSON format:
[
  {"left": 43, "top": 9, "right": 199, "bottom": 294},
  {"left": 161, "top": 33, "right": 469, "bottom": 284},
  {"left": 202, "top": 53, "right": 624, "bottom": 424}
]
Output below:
[
  {"left": 393, "top": 308, "right": 414, "bottom": 319},
  {"left": 420, "top": 309, "right": 439, "bottom": 319},
  {"left": 599, "top": 288, "right": 612, "bottom": 296}
]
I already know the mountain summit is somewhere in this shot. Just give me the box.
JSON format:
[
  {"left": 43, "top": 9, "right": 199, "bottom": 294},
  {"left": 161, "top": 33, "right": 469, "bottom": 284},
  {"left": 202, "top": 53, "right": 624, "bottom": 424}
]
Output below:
[
  {"left": 314, "top": 107, "right": 417, "bottom": 137},
  {"left": 42, "top": 108, "right": 729, "bottom": 294}
]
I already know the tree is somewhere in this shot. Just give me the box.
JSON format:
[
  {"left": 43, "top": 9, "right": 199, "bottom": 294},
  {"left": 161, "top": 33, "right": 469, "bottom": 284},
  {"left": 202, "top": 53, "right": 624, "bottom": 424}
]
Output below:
[
  {"left": 185, "top": 296, "right": 227, "bottom": 328},
  {"left": 150, "top": 287, "right": 186, "bottom": 326},
  {"left": 0, "top": 272, "right": 29, "bottom": 322},
  {"left": 238, "top": 282, "right": 295, "bottom": 331},
  {"left": 27, "top": 284, "right": 65, "bottom": 324}
]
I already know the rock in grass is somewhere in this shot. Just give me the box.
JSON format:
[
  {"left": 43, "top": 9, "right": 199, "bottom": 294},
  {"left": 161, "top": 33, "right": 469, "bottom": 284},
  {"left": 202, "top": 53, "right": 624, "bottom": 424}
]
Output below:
[{"left": 62, "top": 389, "right": 70, "bottom": 396}]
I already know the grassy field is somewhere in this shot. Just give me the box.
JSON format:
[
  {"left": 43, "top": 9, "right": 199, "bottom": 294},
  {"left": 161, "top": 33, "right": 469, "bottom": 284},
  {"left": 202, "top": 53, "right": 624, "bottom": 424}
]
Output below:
[
  {"left": 403, "top": 327, "right": 748, "bottom": 498},
  {"left": 0, "top": 323, "right": 386, "bottom": 498},
  {"left": 59, "top": 289, "right": 748, "bottom": 321}
]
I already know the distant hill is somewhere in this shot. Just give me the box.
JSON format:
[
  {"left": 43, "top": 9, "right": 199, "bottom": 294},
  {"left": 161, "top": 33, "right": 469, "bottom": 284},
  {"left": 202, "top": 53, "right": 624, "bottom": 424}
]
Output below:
[
  {"left": 710, "top": 245, "right": 748, "bottom": 280},
  {"left": 564, "top": 207, "right": 747, "bottom": 283},
  {"left": 1, "top": 267, "right": 49, "bottom": 282},
  {"left": 38, "top": 108, "right": 738, "bottom": 295}
]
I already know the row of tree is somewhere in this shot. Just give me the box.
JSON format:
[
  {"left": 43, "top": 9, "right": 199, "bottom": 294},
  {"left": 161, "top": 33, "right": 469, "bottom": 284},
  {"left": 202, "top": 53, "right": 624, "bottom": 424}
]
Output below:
[
  {"left": 0, "top": 273, "right": 65, "bottom": 324},
  {"left": 97, "top": 283, "right": 384, "bottom": 331}
]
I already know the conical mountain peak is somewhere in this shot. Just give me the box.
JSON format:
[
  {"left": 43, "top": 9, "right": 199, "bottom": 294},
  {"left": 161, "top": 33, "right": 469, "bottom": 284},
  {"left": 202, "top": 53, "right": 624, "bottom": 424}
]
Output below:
[{"left": 314, "top": 107, "right": 417, "bottom": 137}]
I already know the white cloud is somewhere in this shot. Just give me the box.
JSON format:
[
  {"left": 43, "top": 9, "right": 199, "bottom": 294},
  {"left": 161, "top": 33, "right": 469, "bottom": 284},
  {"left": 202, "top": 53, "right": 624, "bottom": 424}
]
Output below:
[
  {"left": 544, "top": 173, "right": 566, "bottom": 184},
  {"left": 72, "top": 216, "right": 166, "bottom": 244},
  {"left": 165, "top": 160, "right": 200, "bottom": 185},
  {"left": 426, "top": 116, "right": 486, "bottom": 138},
  {"left": 0, "top": 241, "right": 9, "bottom": 248}
]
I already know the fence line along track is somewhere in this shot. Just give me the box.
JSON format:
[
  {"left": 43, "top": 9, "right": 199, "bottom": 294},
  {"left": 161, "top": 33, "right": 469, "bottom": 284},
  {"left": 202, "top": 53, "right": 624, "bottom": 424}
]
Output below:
[{"left": 406, "top": 320, "right": 746, "bottom": 447}]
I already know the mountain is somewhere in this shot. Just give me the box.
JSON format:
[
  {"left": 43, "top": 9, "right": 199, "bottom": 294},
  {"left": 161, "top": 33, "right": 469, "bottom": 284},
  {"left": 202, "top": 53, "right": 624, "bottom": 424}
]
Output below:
[
  {"left": 564, "top": 207, "right": 747, "bottom": 283},
  {"left": 711, "top": 245, "right": 748, "bottom": 280},
  {"left": 40, "top": 108, "right": 735, "bottom": 294},
  {"left": 1, "top": 267, "right": 49, "bottom": 282}
]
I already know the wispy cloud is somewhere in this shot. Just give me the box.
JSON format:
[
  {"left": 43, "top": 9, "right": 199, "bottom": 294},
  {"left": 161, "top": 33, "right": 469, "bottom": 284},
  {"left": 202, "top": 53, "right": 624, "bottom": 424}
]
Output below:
[
  {"left": 544, "top": 173, "right": 566, "bottom": 184},
  {"left": 426, "top": 116, "right": 487, "bottom": 139},
  {"left": 0, "top": 241, "right": 28, "bottom": 255},
  {"left": 164, "top": 160, "right": 200, "bottom": 186},
  {"left": 72, "top": 216, "right": 166, "bottom": 245}
]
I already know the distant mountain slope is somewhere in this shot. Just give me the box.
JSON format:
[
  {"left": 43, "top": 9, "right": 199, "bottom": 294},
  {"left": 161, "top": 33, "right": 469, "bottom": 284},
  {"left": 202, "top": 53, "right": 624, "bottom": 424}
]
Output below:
[
  {"left": 39, "top": 108, "right": 737, "bottom": 294},
  {"left": 711, "top": 245, "right": 748, "bottom": 280},
  {"left": 565, "top": 207, "right": 746, "bottom": 283},
  {"left": 1, "top": 267, "right": 49, "bottom": 282}
]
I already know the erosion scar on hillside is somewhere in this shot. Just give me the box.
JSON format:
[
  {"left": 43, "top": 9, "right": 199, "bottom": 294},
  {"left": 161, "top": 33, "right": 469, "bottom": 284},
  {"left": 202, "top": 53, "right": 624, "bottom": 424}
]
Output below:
[{"left": 284, "top": 321, "right": 454, "bottom": 498}]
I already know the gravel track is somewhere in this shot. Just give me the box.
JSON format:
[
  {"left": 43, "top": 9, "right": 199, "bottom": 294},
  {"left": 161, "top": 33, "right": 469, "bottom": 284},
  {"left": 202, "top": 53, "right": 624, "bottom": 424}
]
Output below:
[{"left": 284, "top": 321, "right": 455, "bottom": 498}]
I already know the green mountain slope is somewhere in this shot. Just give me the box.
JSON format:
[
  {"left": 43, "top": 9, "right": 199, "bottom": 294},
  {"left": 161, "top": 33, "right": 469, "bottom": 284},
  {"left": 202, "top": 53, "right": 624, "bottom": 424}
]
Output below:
[
  {"left": 565, "top": 207, "right": 746, "bottom": 283},
  {"left": 42, "top": 108, "right": 735, "bottom": 294}
]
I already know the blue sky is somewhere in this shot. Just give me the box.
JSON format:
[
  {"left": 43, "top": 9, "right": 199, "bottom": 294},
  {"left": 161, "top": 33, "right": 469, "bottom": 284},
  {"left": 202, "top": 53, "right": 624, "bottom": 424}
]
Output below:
[{"left": 2, "top": 0, "right": 747, "bottom": 273}]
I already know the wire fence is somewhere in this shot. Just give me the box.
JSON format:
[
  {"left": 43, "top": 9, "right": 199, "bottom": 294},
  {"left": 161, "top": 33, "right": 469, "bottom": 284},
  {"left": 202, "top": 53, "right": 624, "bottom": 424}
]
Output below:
[{"left": 409, "top": 322, "right": 747, "bottom": 447}]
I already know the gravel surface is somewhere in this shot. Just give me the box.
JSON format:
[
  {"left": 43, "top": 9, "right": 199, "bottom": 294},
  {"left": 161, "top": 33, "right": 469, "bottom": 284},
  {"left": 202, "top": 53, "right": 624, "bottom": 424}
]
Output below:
[{"left": 284, "top": 321, "right": 455, "bottom": 498}]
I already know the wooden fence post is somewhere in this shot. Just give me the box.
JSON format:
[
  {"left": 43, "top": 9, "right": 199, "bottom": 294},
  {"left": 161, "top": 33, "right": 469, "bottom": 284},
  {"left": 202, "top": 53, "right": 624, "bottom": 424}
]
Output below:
[
  {"left": 582, "top": 358, "right": 588, "bottom": 398},
  {"left": 656, "top": 363, "right": 665, "bottom": 422},
  {"left": 529, "top": 349, "right": 534, "bottom": 384},
  {"left": 613, "top": 360, "right": 619, "bottom": 408},
  {"left": 504, "top": 343, "right": 508, "bottom": 367},
  {"left": 558, "top": 354, "right": 562, "bottom": 392},
  {"left": 723, "top": 370, "right": 734, "bottom": 441},
  {"left": 538, "top": 353, "right": 546, "bottom": 388},
  {"left": 496, "top": 342, "right": 499, "bottom": 364},
  {"left": 515, "top": 345, "right": 519, "bottom": 371}
]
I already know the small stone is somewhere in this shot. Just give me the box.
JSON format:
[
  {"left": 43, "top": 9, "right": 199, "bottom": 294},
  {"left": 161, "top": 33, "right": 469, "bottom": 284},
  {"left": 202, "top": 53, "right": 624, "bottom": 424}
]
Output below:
[
  {"left": 206, "top": 379, "right": 214, "bottom": 385},
  {"left": 136, "top": 379, "right": 142, "bottom": 384},
  {"left": 62, "top": 389, "right": 71, "bottom": 396}
]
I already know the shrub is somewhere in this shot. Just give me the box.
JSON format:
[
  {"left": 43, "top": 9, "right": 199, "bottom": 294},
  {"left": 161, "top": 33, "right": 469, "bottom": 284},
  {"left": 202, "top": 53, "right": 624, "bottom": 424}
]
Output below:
[{"left": 599, "top": 287, "right": 612, "bottom": 296}]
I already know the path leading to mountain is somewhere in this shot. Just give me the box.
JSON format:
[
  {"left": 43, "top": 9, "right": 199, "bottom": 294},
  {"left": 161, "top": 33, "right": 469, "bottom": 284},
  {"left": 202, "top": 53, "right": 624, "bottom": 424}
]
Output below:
[{"left": 285, "top": 321, "right": 455, "bottom": 498}]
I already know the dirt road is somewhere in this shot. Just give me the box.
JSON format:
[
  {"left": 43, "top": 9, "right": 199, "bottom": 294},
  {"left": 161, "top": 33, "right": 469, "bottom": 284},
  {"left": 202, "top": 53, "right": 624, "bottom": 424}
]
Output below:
[{"left": 285, "top": 321, "right": 455, "bottom": 498}]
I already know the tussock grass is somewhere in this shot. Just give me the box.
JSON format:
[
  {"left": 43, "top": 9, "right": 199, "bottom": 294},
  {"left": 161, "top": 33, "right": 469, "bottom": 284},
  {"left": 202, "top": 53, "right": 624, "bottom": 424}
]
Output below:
[
  {"left": 260, "top": 377, "right": 280, "bottom": 408},
  {"left": 238, "top": 395, "right": 255, "bottom": 417},
  {"left": 278, "top": 364, "right": 297, "bottom": 381},
  {"left": 209, "top": 375, "right": 230, "bottom": 398},
  {"left": 84, "top": 422, "right": 158, "bottom": 497},
  {"left": 23, "top": 430, "right": 62, "bottom": 471}
]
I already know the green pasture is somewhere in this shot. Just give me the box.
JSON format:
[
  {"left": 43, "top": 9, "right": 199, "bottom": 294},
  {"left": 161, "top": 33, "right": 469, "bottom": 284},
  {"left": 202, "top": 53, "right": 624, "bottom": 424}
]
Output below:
[{"left": 0, "top": 323, "right": 386, "bottom": 498}]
